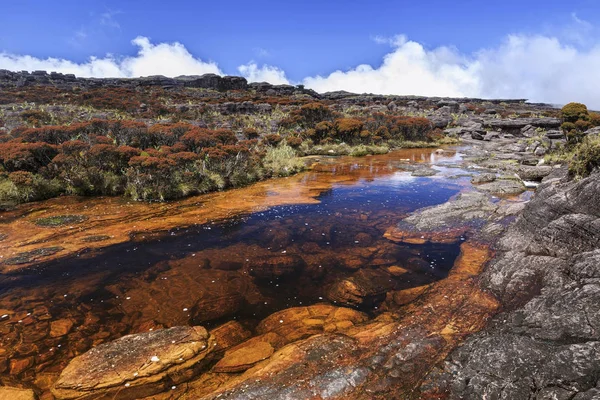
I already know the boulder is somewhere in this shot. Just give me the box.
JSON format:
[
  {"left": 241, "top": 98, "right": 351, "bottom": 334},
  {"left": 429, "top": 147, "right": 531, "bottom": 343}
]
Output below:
[
  {"left": 52, "top": 326, "right": 215, "bottom": 400},
  {"left": 0, "top": 387, "right": 37, "bottom": 400},
  {"left": 475, "top": 179, "right": 526, "bottom": 195},
  {"left": 327, "top": 269, "right": 395, "bottom": 308},
  {"left": 471, "top": 173, "right": 496, "bottom": 184},
  {"left": 471, "top": 131, "right": 484, "bottom": 140}
]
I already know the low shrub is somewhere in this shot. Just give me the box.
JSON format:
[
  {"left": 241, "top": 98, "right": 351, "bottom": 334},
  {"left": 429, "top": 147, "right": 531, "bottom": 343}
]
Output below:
[{"left": 569, "top": 134, "right": 600, "bottom": 177}]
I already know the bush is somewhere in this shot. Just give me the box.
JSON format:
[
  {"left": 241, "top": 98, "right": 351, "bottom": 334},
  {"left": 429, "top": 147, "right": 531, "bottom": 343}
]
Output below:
[
  {"left": 569, "top": 134, "right": 600, "bottom": 177},
  {"left": 263, "top": 144, "right": 304, "bottom": 177},
  {"left": 561, "top": 102, "right": 589, "bottom": 123}
]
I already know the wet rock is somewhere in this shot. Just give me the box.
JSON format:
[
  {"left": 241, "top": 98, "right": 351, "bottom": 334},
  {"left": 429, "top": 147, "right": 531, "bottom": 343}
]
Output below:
[
  {"left": 249, "top": 254, "right": 306, "bottom": 279},
  {"left": 0, "top": 387, "right": 37, "bottom": 400},
  {"left": 327, "top": 269, "right": 395, "bottom": 308},
  {"left": 411, "top": 167, "right": 438, "bottom": 177},
  {"left": 52, "top": 326, "right": 214, "bottom": 400},
  {"left": 10, "top": 357, "right": 34, "bottom": 375},
  {"left": 256, "top": 304, "right": 368, "bottom": 341},
  {"left": 49, "top": 318, "right": 74, "bottom": 338},
  {"left": 427, "top": 170, "right": 600, "bottom": 399},
  {"left": 385, "top": 192, "right": 497, "bottom": 243},
  {"left": 213, "top": 338, "right": 276, "bottom": 373},
  {"left": 210, "top": 321, "right": 252, "bottom": 353}
]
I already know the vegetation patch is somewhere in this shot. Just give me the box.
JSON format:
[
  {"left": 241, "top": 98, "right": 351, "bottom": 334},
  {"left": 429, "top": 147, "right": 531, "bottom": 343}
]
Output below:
[
  {"left": 35, "top": 214, "right": 88, "bottom": 227},
  {"left": 2, "top": 246, "right": 64, "bottom": 265}
]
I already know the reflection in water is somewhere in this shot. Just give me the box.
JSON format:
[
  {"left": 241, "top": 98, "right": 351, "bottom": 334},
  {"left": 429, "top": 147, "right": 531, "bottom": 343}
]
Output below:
[{"left": 0, "top": 148, "right": 471, "bottom": 393}]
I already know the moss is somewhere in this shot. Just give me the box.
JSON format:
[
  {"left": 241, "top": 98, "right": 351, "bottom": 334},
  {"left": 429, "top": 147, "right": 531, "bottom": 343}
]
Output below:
[{"left": 35, "top": 214, "right": 88, "bottom": 227}]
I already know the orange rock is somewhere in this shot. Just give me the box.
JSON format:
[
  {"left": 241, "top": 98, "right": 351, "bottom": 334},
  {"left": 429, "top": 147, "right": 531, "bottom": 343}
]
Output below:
[
  {"left": 49, "top": 318, "right": 74, "bottom": 338},
  {"left": 256, "top": 304, "right": 368, "bottom": 342},
  {"left": 210, "top": 321, "right": 252, "bottom": 353},
  {"left": 10, "top": 356, "right": 34, "bottom": 375},
  {"left": 0, "top": 387, "right": 37, "bottom": 400},
  {"left": 213, "top": 340, "right": 275, "bottom": 373}
]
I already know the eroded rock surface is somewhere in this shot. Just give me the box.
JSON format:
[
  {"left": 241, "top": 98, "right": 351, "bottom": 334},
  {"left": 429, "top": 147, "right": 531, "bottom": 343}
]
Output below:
[
  {"left": 52, "top": 326, "right": 215, "bottom": 400},
  {"left": 424, "top": 170, "right": 600, "bottom": 399}
]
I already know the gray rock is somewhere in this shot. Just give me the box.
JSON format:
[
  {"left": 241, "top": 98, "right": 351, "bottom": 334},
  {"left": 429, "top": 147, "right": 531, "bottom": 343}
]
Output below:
[
  {"left": 471, "top": 131, "right": 484, "bottom": 140},
  {"left": 471, "top": 173, "right": 496, "bottom": 184},
  {"left": 475, "top": 179, "right": 526, "bottom": 195}
]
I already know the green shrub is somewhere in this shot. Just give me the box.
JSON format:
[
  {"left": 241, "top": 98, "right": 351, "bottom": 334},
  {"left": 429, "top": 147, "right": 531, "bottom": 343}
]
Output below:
[
  {"left": 561, "top": 102, "right": 589, "bottom": 123},
  {"left": 263, "top": 144, "right": 304, "bottom": 177},
  {"left": 569, "top": 134, "right": 600, "bottom": 177}
]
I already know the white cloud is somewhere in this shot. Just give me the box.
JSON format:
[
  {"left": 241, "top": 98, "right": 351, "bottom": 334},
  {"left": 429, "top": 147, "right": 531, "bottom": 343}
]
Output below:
[
  {"left": 238, "top": 62, "right": 290, "bottom": 85},
  {"left": 3, "top": 32, "right": 600, "bottom": 108},
  {"left": 303, "top": 34, "right": 600, "bottom": 108},
  {"left": 0, "top": 36, "right": 222, "bottom": 78}
]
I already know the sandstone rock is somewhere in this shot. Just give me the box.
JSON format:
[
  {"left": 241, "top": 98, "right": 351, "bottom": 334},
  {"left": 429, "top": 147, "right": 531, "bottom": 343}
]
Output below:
[
  {"left": 256, "top": 304, "right": 368, "bottom": 341},
  {"left": 210, "top": 321, "right": 252, "bottom": 353},
  {"left": 49, "top": 318, "right": 74, "bottom": 338},
  {"left": 327, "top": 269, "right": 395, "bottom": 308},
  {"left": 213, "top": 338, "right": 276, "bottom": 373},
  {"left": 249, "top": 254, "right": 305, "bottom": 279},
  {"left": 10, "top": 357, "right": 34, "bottom": 375},
  {"left": 0, "top": 387, "right": 37, "bottom": 400},
  {"left": 52, "top": 326, "right": 214, "bottom": 400}
]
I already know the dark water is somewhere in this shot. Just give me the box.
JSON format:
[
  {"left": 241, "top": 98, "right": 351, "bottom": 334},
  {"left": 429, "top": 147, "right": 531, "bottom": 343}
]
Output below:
[{"left": 0, "top": 151, "right": 470, "bottom": 384}]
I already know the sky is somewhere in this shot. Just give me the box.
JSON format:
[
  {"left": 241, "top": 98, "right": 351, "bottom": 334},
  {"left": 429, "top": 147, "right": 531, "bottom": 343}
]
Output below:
[{"left": 1, "top": 0, "right": 600, "bottom": 106}]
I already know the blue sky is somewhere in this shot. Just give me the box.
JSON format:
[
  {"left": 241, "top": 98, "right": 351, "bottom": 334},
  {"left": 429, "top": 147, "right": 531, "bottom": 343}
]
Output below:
[{"left": 1, "top": 0, "right": 600, "bottom": 106}]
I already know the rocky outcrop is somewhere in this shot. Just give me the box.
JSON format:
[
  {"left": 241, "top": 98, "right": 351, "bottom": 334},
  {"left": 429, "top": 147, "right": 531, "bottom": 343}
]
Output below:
[
  {"left": 52, "top": 326, "right": 215, "bottom": 400},
  {"left": 425, "top": 170, "right": 600, "bottom": 399}
]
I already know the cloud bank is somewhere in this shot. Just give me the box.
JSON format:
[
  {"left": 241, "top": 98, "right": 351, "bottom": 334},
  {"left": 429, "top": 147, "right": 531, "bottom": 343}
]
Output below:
[{"left": 2, "top": 34, "right": 600, "bottom": 107}]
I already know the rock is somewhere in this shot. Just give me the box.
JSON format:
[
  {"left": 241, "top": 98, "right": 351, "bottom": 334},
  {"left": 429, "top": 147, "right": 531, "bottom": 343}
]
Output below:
[
  {"left": 471, "top": 131, "right": 484, "bottom": 140},
  {"left": 483, "top": 131, "right": 500, "bottom": 141},
  {"left": 52, "top": 326, "right": 215, "bottom": 400},
  {"left": 49, "top": 318, "right": 74, "bottom": 338},
  {"left": 516, "top": 166, "right": 553, "bottom": 181},
  {"left": 249, "top": 254, "right": 305, "bottom": 279},
  {"left": 0, "top": 387, "right": 37, "bottom": 400},
  {"left": 327, "top": 269, "right": 395, "bottom": 308},
  {"left": 10, "top": 357, "right": 34, "bottom": 375},
  {"left": 484, "top": 118, "right": 561, "bottom": 132},
  {"left": 475, "top": 179, "right": 526, "bottom": 195},
  {"left": 428, "top": 116, "right": 452, "bottom": 128},
  {"left": 425, "top": 170, "right": 600, "bottom": 399},
  {"left": 213, "top": 338, "right": 276, "bottom": 373},
  {"left": 257, "top": 304, "right": 368, "bottom": 341},
  {"left": 546, "top": 130, "right": 564, "bottom": 139},
  {"left": 471, "top": 173, "right": 496, "bottom": 184},
  {"left": 411, "top": 168, "right": 438, "bottom": 177},
  {"left": 385, "top": 192, "right": 498, "bottom": 244},
  {"left": 210, "top": 321, "right": 252, "bottom": 353},
  {"left": 534, "top": 146, "right": 547, "bottom": 156}
]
